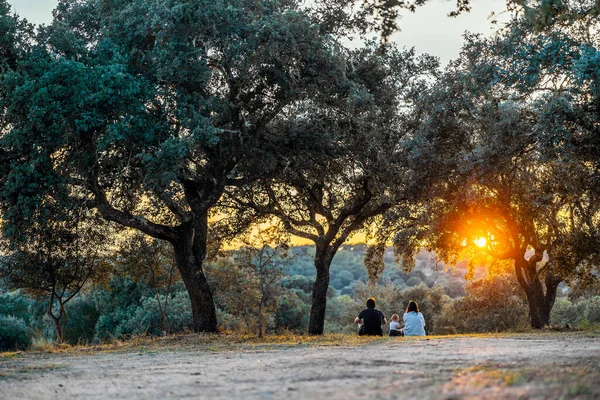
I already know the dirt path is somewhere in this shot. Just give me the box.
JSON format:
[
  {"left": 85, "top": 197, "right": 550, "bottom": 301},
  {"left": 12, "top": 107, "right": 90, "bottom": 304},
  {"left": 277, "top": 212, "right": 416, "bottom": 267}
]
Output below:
[{"left": 1, "top": 333, "right": 599, "bottom": 399}]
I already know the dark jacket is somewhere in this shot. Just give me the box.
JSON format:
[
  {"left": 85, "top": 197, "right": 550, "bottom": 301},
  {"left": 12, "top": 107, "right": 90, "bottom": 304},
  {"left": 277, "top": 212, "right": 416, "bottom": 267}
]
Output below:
[{"left": 358, "top": 307, "right": 385, "bottom": 336}]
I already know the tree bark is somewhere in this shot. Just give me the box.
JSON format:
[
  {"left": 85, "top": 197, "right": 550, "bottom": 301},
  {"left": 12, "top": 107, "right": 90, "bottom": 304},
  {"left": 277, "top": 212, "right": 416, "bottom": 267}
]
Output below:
[
  {"left": 48, "top": 290, "right": 66, "bottom": 343},
  {"left": 258, "top": 299, "right": 264, "bottom": 338},
  {"left": 307, "top": 246, "right": 335, "bottom": 335},
  {"left": 172, "top": 214, "right": 218, "bottom": 333},
  {"left": 50, "top": 316, "right": 64, "bottom": 344},
  {"left": 514, "top": 257, "right": 560, "bottom": 329}
]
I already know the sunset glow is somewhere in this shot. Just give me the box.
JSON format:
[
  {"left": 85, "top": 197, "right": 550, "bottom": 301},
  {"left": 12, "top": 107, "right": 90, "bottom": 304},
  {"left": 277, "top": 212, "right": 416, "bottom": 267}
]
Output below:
[{"left": 474, "top": 237, "right": 487, "bottom": 248}]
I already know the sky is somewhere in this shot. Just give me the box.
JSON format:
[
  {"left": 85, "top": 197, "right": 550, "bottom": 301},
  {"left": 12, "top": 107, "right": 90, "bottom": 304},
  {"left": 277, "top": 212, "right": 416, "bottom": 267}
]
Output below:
[{"left": 8, "top": 0, "right": 509, "bottom": 66}]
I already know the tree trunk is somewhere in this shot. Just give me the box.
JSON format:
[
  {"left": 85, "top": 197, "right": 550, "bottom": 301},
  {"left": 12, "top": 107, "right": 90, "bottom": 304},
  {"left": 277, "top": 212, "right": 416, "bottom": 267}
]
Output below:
[
  {"left": 524, "top": 282, "right": 550, "bottom": 329},
  {"left": 51, "top": 316, "right": 64, "bottom": 344},
  {"left": 308, "top": 246, "right": 334, "bottom": 335},
  {"left": 258, "top": 300, "right": 264, "bottom": 338},
  {"left": 172, "top": 215, "right": 218, "bottom": 333},
  {"left": 48, "top": 292, "right": 65, "bottom": 343},
  {"left": 514, "top": 257, "right": 561, "bottom": 329}
]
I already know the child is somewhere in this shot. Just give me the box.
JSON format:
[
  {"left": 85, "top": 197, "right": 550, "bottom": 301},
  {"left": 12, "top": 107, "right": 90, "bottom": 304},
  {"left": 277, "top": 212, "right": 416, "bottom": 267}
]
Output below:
[{"left": 389, "top": 314, "right": 403, "bottom": 337}]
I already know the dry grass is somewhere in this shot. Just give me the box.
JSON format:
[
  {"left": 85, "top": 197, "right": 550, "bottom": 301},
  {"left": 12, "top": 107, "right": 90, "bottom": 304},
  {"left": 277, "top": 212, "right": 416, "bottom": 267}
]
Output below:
[
  {"left": 445, "top": 362, "right": 600, "bottom": 399},
  {"left": 2, "top": 329, "right": 598, "bottom": 359}
]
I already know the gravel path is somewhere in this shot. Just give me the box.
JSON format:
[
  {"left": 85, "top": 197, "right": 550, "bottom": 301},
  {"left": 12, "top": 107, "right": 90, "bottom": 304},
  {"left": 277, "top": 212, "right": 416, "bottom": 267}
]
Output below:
[{"left": 1, "top": 333, "right": 599, "bottom": 399}]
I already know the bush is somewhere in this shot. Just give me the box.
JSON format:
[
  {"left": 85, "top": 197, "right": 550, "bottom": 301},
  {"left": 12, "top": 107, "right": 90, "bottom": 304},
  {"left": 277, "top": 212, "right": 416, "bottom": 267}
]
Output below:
[
  {"left": 0, "top": 315, "right": 31, "bottom": 351},
  {"left": 551, "top": 296, "right": 600, "bottom": 328},
  {"left": 274, "top": 292, "right": 309, "bottom": 333},
  {"left": 93, "top": 305, "right": 146, "bottom": 342},
  {"left": 325, "top": 295, "right": 358, "bottom": 334},
  {"left": 584, "top": 297, "right": 600, "bottom": 326},
  {"left": 550, "top": 298, "right": 581, "bottom": 326},
  {"left": 162, "top": 291, "right": 193, "bottom": 333},
  {"left": 64, "top": 294, "right": 100, "bottom": 344},
  {"left": 0, "top": 291, "right": 33, "bottom": 323},
  {"left": 336, "top": 271, "right": 355, "bottom": 287},
  {"left": 406, "top": 277, "right": 423, "bottom": 287},
  {"left": 433, "top": 274, "right": 529, "bottom": 334},
  {"left": 281, "top": 275, "right": 314, "bottom": 293},
  {"left": 441, "top": 280, "right": 467, "bottom": 298}
]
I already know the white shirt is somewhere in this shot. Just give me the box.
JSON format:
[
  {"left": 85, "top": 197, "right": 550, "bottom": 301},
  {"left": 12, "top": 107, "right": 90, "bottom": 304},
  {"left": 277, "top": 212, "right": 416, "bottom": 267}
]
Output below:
[
  {"left": 389, "top": 321, "right": 400, "bottom": 331},
  {"left": 403, "top": 312, "right": 426, "bottom": 336}
]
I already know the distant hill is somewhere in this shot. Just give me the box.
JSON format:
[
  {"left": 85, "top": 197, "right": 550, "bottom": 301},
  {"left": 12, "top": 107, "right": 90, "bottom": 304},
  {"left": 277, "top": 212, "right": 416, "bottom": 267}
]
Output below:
[{"left": 283, "top": 245, "right": 480, "bottom": 298}]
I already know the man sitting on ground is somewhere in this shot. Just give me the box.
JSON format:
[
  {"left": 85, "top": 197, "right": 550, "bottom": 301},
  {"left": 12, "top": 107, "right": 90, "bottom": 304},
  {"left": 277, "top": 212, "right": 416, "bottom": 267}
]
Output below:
[{"left": 354, "top": 298, "right": 386, "bottom": 336}]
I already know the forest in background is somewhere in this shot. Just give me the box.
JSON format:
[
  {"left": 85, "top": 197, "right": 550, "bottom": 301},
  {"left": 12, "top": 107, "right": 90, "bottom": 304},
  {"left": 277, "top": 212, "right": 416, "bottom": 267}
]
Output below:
[{"left": 2, "top": 243, "right": 599, "bottom": 350}]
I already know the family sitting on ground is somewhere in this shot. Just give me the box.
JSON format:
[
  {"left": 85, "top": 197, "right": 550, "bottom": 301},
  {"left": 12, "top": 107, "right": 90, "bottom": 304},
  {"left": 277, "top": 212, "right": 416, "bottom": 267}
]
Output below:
[{"left": 353, "top": 298, "right": 426, "bottom": 337}]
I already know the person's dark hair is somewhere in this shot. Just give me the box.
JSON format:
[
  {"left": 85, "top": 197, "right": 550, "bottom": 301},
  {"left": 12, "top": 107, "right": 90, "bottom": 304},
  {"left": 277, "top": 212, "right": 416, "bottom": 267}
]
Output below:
[
  {"left": 406, "top": 300, "right": 419, "bottom": 313},
  {"left": 366, "top": 298, "right": 376, "bottom": 308}
]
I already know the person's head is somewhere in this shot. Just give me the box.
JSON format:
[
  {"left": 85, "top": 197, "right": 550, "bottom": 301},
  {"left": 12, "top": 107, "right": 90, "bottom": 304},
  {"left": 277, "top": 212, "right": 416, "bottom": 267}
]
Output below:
[
  {"left": 366, "top": 298, "right": 376, "bottom": 308},
  {"left": 391, "top": 314, "right": 399, "bottom": 322},
  {"left": 406, "top": 300, "right": 419, "bottom": 313}
]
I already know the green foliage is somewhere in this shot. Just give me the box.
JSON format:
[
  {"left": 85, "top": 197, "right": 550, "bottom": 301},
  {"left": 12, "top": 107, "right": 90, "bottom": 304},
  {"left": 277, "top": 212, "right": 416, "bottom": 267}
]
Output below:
[
  {"left": 282, "top": 275, "right": 314, "bottom": 293},
  {"left": 0, "top": 290, "right": 33, "bottom": 324},
  {"left": 354, "top": 0, "right": 600, "bottom": 43},
  {"left": 63, "top": 295, "right": 100, "bottom": 345},
  {"left": 1, "top": 0, "right": 379, "bottom": 334},
  {"left": 274, "top": 292, "right": 310, "bottom": 332},
  {"left": 388, "top": 2, "right": 600, "bottom": 329},
  {"left": 434, "top": 274, "right": 529, "bottom": 334},
  {"left": 551, "top": 296, "right": 600, "bottom": 328},
  {"left": 91, "top": 276, "right": 155, "bottom": 341},
  {"left": 0, "top": 315, "right": 31, "bottom": 351},
  {"left": 406, "top": 277, "right": 423, "bottom": 287}
]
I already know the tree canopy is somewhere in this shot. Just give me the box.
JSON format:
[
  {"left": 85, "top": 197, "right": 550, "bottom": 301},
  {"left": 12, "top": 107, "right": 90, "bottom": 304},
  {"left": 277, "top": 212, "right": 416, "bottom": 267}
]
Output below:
[
  {"left": 222, "top": 43, "right": 438, "bottom": 334},
  {"left": 0, "top": 0, "right": 375, "bottom": 332},
  {"left": 391, "top": 3, "right": 600, "bottom": 328},
  {"left": 1, "top": 0, "right": 599, "bottom": 337}
]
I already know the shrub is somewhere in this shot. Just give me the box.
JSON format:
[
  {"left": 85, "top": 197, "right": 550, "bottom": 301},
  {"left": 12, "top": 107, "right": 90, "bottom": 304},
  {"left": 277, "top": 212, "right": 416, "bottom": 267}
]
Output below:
[
  {"left": 217, "top": 308, "right": 250, "bottom": 333},
  {"left": 281, "top": 275, "right": 314, "bottom": 293},
  {"left": 0, "top": 291, "right": 33, "bottom": 323},
  {"left": 552, "top": 296, "right": 600, "bottom": 328},
  {"left": 441, "top": 280, "right": 467, "bottom": 298},
  {"left": 0, "top": 315, "right": 31, "bottom": 351},
  {"left": 274, "top": 292, "right": 309, "bottom": 333},
  {"left": 433, "top": 274, "right": 529, "bottom": 334},
  {"left": 325, "top": 295, "right": 358, "bottom": 334},
  {"left": 406, "top": 277, "right": 423, "bottom": 287},
  {"left": 336, "top": 271, "right": 355, "bottom": 287},
  {"left": 93, "top": 305, "right": 145, "bottom": 342},
  {"left": 584, "top": 297, "right": 600, "bottom": 326},
  {"left": 161, "top": 291, "right": 193, "bottom": 333},
  {"left": 64, "top": 294, "right": 100, "bottom": 344},
  {"left": 550, "top": 298, "right": 580, "bottom": 326}
]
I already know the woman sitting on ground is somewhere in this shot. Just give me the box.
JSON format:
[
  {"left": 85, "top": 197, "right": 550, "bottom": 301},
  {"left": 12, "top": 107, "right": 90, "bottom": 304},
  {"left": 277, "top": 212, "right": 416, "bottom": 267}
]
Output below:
[{"left": 402, "top": 300, "right": 426, "bottom": 336}]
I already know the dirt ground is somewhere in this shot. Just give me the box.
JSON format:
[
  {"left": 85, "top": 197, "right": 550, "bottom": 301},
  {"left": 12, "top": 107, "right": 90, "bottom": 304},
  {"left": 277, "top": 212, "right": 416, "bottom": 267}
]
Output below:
[{"left": 1, "top": 332, "right": 599, "bottom": 399}]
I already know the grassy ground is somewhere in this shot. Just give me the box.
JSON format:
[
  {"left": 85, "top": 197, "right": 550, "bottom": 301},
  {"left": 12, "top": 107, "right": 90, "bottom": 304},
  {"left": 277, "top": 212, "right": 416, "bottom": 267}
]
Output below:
[{"left": 5, "top": 329, "right": 595, "bottom": 357}]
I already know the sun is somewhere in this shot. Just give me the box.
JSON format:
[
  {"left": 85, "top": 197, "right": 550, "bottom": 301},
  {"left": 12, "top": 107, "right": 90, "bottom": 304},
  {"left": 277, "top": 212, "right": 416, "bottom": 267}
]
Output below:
[{"left": 474, "top": 237, "right": 487, "bottom": 248}]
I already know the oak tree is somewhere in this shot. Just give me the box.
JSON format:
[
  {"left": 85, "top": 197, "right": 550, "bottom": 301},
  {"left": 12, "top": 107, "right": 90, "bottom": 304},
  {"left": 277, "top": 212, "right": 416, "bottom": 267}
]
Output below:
[
  {"left": 394, "top": 13, "right": 600, "bottom": 327},
  {"left": 0, "top": 0, "right": 367, "bottom": 332},
  {"left": 224, "top": 44, "right": 438, "bottom": 334}
]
